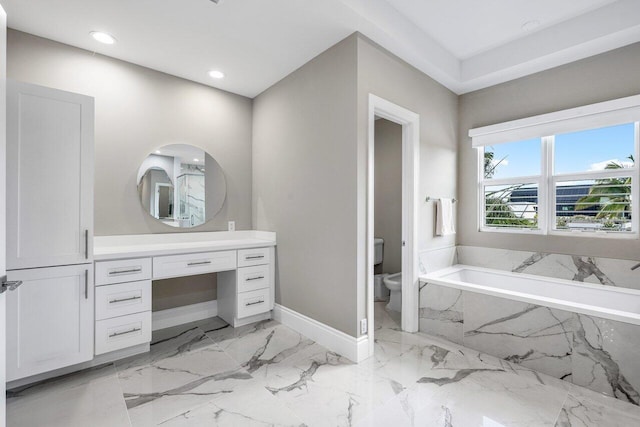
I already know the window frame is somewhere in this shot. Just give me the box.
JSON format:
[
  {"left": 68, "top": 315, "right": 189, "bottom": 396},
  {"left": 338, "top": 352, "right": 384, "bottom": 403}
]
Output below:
[{"left": 477, "top": 122, "right": 640, "bottom": 238}]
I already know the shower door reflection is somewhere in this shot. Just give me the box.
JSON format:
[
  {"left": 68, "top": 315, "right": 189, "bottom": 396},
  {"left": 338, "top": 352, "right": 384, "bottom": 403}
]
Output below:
[{"left": 177, "top": 165, "right": 206, "bottom": 227}]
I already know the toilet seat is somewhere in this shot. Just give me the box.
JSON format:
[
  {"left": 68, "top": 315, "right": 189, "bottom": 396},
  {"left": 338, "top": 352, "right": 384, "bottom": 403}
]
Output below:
[{"left": 383, "top": 272, "right": 402, "bottom": 291}]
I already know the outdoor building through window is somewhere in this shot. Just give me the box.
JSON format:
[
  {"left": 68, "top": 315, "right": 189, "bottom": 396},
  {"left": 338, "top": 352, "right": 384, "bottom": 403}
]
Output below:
[{"left": 471, "top": 96, "right": 640, "bottom": 238}]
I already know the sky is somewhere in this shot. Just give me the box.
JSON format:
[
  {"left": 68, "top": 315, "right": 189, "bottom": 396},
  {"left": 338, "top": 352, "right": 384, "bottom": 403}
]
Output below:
[{"left": 487, "top": 122, "right": 636, "bottom": 179}]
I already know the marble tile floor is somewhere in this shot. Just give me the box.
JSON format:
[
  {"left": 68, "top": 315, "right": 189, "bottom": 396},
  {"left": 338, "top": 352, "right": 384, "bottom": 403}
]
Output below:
[{"left": 7, "top": 303, "right": 640, "bottom": 427}]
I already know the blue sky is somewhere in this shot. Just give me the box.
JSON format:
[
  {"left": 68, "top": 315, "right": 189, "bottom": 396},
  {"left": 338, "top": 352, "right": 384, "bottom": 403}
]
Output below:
[{"left": 487, "top": 122, "right": 635, "bottom": 179}]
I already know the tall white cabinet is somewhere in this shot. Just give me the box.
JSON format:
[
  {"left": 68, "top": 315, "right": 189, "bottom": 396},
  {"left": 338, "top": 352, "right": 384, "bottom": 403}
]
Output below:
[
  {"left": 6, "top": 82, "right": 94, "bottom": 270},
  {"left": 5, "top": 81, "right": 94, "bottom": 382}
]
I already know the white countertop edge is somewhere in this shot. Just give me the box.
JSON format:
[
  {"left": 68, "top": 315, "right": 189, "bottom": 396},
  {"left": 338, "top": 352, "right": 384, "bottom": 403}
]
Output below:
[{"left": 94, "top": 231, "right": 276, "bottom": 261}]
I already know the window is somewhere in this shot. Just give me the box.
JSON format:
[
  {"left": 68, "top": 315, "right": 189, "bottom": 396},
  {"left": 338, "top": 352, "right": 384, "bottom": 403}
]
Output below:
[
  {"left": 471, "top": 95, "right": 640, "bottom": 238},
  {"left": 482, "top": 138, "right": 541, "bottom": 231}
]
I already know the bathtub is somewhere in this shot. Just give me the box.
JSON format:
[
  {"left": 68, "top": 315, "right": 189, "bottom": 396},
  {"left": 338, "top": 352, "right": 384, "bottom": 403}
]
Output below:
[{"left": 420, "top": 264, "right": 640, "bottom": 326}]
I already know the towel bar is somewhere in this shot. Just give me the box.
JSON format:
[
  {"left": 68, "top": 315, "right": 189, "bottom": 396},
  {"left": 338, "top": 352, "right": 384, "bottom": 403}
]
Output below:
[{"left": 425, "top": 196, "right": 457, "bottom": 203}]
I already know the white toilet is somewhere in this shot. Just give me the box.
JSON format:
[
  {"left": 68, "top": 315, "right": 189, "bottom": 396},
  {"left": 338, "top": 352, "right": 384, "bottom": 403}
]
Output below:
[
  {"left": 373, "top": 238, "right": 390, "bottom": 301},
  {"left": 383, "top": 272, "right": 402, "bottom": 312}
]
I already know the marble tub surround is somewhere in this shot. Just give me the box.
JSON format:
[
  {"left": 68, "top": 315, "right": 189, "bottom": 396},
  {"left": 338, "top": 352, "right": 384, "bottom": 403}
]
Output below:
[
  {"left": 7, "top": 306, "right": 640, "bottom": 427},
  {"left": 457, "top": 245, "right": 640, "bottom": 291},
  {"left": 417, "top": 245, "right": 456, "bottom": 275},
  {"left": 572, "top": 314, "right": 640, "bottom": 405},
  {"left": 555, "top": 393, "right": 640, "bottom": 427},
  {"left": 418, "top": 283, "right": 463, "bottom": 345},
  {"left": 464, "top": 293, "right": 574, "bottom": 380},
  {"left": 419, "top": 282, "right": 640, "bottom": 406}
]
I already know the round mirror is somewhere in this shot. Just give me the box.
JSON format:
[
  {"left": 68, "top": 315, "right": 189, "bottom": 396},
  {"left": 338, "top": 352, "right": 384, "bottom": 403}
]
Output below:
[{"left": 137, "top": 144, "right": 226, "bottom": 228}]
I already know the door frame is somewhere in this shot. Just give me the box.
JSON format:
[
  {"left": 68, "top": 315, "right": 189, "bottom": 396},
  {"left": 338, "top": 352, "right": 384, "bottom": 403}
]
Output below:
[
  {"left": 1, "top": 5, "right": 7, "bottom": 426},
  {"left": 154, "top": 182, "right": 173, "bottom": 219},
  {"left": 367, "top": 94, "right": 420, "bottom": 356}
]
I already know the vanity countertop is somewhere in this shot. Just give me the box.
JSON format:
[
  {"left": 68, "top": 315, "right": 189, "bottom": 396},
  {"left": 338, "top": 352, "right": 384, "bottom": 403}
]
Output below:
[{"left": 94, "top": 230, "right": 276, "bottom": 260}]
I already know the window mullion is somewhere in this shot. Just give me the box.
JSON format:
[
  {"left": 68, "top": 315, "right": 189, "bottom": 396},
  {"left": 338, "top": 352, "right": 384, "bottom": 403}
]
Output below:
[
  {"left": 541, "top": 136, "right": 553, "bottom": 234},
  {"left": 482, "top": 176, "right": 543, "bottom": 186},
  {"left": 477, "top": 147, "right": 485, "bottom": 232},
  {"left": 634, "top": 122, "right": 640, "bottom": 235}
]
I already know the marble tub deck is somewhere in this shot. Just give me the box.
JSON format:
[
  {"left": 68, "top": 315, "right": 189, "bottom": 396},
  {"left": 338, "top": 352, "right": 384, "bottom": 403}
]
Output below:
[{"left": 7, "top": 303, "right": 640, "bottom": 427}]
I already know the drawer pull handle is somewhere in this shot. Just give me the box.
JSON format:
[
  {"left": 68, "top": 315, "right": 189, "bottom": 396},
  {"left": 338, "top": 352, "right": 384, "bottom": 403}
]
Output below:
[
  {"left": 0, "top": 279, "right": 22, "bottom": 294},
  {"left": 109, "top": 327, "right": 141, "bottom": 338},
  {"left": 108, "top": 268, "right": 142, "bottom": 276},
  {"left": 246, "top": 276, "right": 265, "bottom": 281},
  {"left": 188, "top": 261, "right": 212, "bottom": 266},
  {"left": 246, "top": 300, "right": 265, "bottom": 306},
  {"left": 245, "top": 255, "right": 264, "bottom": 260},
  {"left": 109, "top": 295, "right": 142, "bottom": 304}
]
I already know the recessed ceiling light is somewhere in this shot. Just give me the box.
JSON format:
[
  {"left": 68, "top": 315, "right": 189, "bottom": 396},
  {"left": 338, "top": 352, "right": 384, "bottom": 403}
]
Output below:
[
  {"left": 90, "top": 31, "right": 116, "bottom": 45},
  {"left": 193, "top": 158, "right": 200, "bottom": 162},
  {"left": 208, "top": 70, "right": 225, "bottom": 79},
  {"left": 155, "top": 150, "right": 162, "bottom": 154},
  {"left": 521, "top": 20, "right": 540, "bottom": 32}
]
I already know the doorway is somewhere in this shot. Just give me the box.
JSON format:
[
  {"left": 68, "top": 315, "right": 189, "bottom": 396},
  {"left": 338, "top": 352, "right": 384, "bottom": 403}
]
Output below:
[{"left": 367, "top": 94, "right": 419, "bottom": 357}]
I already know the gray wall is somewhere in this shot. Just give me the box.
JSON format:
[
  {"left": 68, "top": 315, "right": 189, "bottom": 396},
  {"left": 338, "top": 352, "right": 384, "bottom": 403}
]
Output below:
[
  {"left": 153, "top": 274, "right": 217, "bottom": 311},
  {"left": 458, "top": 42, "right": 640, "bottom": 260},
  {"left": 357, "top": 35, "right": 459, "bottom": 329},
  {"left": 252, "top": 35, "right": 358, "bottom": 336},
  {"left": 252, "top": 34, "right": 458, "bottom": 338},
  {"left": 7, "top": 29, "right": 253, "bottom": 236},
  {"left": 374, "top": 119, "right": 402, "bottom": 274}
]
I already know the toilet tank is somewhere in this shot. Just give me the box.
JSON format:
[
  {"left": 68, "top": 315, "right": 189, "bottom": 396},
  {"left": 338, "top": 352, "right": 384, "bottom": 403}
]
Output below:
[{"left": 374, "top": 238, "right": 384, "bottom": 265}]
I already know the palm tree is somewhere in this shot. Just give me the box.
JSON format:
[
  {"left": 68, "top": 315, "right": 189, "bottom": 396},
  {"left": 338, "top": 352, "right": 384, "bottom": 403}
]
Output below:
[
  {"left": 483, "top": 150, "right": 536, "bottom": 228},
  {"left": 485, "top": 185, "right": 536, "bottom": 228},
  {"left": 575, "top": 155, "right": 633, "bottom": 221},
  {"left": 483, "top": 150, "right": 507, "bottom": 179}
]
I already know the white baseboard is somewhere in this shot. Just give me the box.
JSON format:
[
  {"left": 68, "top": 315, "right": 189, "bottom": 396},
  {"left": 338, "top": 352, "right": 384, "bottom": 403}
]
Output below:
[
  {"left": 356, "top": 335, "right": 370, "bottom": 362},
  {"left": 152, "top": 300, "right": 218, "bottom": 331},
  {"left": 273, "top": 304, "right": 370, "bottom": 363}
]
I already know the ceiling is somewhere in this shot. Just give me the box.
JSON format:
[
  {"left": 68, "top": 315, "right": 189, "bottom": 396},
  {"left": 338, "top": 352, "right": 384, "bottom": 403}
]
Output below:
[{"left": 2, "top": 0, "right": 639, "bottom": 98}]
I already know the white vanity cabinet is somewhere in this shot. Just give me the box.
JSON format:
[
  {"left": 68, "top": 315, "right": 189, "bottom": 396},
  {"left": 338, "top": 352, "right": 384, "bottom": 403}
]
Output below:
[
  {"left": 6, "top": 81, "right": 94, "bottom": 270},
  {"left": 94, "top": 258, "right": 153, "bottom": 355},
  {"left": 218, "top": 247, "right": 275, "bottom": 327},
  {"left": 5, "top": 265, "right": 94, "bottom": 382},
  {"left": 93, "top": 232, "right": 277, "bottom": 354}
]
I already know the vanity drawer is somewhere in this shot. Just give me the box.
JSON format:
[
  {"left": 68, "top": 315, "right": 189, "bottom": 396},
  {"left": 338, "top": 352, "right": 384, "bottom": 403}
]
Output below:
[
  {"left": 153, "top": 250, "right": 236, "bottom": 279},
  {"left": 95, "top": 311, "right": 151, "bottom": 355},
  {"left": 95, "top": 280, "right": 151, "bottom": 321},
  {"left": 237, "top": 288, "right": 272, "bottom": 319},
  {"left": 95, "top": 258, "right": 152, "bottom": 286},
  {"left": 237, "top": 265, "right": 270, "bottom": 293},
  {"left": 237, "top": 247, "right": 271, "bottom": 267}
]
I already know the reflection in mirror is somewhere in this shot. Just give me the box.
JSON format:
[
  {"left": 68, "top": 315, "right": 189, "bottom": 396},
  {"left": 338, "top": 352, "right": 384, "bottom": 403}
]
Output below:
[{"left": 137, "top": 144, "right": 226, "bottom": 228}]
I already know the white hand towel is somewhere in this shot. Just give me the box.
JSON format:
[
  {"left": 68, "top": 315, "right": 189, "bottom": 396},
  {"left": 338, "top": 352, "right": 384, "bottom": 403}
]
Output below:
[{"left": 436, "top": 198, "right": 455, "bottom": 236}]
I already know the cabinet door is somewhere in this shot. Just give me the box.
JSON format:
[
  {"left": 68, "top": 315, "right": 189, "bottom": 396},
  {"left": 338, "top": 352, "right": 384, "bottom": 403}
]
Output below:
[
  {"left": 6, "top": 264, "right": 94, "bottom": 382},
  {"left": 6, "top": 81, "right": 94, "bottom": 269}
]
